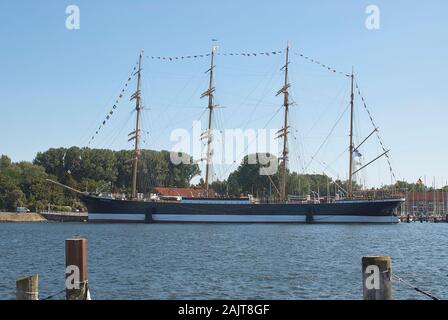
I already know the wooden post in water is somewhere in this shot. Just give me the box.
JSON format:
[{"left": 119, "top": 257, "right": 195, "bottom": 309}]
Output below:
[
  {"left": 16, "top": 273, "right": 38, "bottom": 300},
  {"left": 66, "top": 237, "right": 89, "bottom": 300},
  {"left": 362, "top": 256, "right": 392, "bottom": 300}
]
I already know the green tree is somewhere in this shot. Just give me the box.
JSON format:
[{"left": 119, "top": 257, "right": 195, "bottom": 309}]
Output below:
[
  {"left": 0, "top": 155, "right": 12, "bottom": 170},
  {"left": 34, "top": 147, "right": 199, "bottom": 196},
  {"left": 5, "top": 189, "right": 24, "bottom": 210},
  {"left": 224, "top": 154, "right": 279, "bottom": 198}
]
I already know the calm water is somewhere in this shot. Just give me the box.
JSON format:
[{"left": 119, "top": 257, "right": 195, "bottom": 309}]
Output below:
[{"left": 0, "top": 222, "right": 447, "bottom": 300}]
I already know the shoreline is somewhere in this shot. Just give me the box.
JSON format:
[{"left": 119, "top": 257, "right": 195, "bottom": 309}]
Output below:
[{"left": 0, "top": 212, "right": 48, "bottom": 223}]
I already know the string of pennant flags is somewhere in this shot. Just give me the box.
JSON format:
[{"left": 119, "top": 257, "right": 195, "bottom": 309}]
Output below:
[
  {"left": 145, "top": 49, "right": 350, "bottom": 78},
  {"left": 218, "top": 51, "right": 282, "bottom": 57},
  {"left": 87, "top": 60, "right": 139, "bottom": 146},
  {"left": 146, "top": 50, "right": 283, "bottom": 61},
  {"left": 355, "top": 82, "right": 396, "bottom": 181},
  {"left": 293, "top": 51, "right": 351, "bottom": 77}
]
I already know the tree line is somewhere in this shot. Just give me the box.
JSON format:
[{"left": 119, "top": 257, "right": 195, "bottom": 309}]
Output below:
[
  {"left": 210, "top": 154, "right": 360, "bottom": 200},
  {"left": 1, "top": 148, "right": 443, "bottom": 212},
  {"left": 0, "top": 147, "right": 199, "bottom": 211}
]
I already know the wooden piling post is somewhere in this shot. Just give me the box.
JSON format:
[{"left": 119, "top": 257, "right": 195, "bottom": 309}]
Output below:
[
  {"left": 16, "top": 273, "right": 38, "bottom": 300},
  {"left": 65, "top": 237, "right": 89, "bottom": 300},
  {"left": 362, "top": 256, "right": 392, "bottom": 300}
]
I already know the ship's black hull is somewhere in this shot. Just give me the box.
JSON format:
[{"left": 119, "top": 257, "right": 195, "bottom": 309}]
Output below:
[{"left": 80, "top": 194, "right": 403, "bottom": 224}]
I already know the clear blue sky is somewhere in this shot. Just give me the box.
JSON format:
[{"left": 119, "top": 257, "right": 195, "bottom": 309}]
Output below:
[{"left": 1, "top": 0, "right": 447, "bottom": 187}]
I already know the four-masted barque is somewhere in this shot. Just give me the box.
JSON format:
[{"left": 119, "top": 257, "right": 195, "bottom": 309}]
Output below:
[{"left": 50, "top": 44, "right": 404, "bottom": 223}]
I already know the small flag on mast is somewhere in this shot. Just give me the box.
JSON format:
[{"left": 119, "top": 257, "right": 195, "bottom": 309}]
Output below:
[{"left": 353, "top": 149, "right": 362, "bottom": 157}]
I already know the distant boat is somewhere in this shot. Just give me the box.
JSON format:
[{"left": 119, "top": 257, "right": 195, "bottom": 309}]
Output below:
[{"left": 50, "top": 45, "right": 404, "bottom": 223}]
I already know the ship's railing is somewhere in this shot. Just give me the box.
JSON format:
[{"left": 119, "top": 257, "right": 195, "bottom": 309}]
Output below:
[
  {"left": 255, "top": 194, "right": 406, "bottom": 204},
  {"left": 39, "top": 211, "right": 88, "bottom": 217}
]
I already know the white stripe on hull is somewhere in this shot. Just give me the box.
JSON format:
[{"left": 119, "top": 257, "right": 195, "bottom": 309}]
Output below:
[
  {"left": 312, "top": 215, "right": 399, "bottom": 223},
  {"left": 152, "top": 214, "right": 305, "bottom": 223},
  {"left": 153, "top": 214, "right": 399, "bottom": 223},
  {"left": 88, "top": 213, "right": 399, "bottom": 224}
]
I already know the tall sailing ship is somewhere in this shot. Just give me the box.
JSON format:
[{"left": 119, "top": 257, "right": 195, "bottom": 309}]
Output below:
[{"left": 50, "top": 45, "right": 404, "bottom": 223}]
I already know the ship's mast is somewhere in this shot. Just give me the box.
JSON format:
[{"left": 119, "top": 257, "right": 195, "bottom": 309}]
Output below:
[
  {"left": 130, "top": 50, "right": 143, "bottom": 199},
  {"left": 277, "top": 43, "right": 290, "bottom": 203},
  {"left": 348, "top": 70, "right": 355, "bottom": 198},
  {"left": 201, "top": 45, "right": 217, "bottom": 197}
]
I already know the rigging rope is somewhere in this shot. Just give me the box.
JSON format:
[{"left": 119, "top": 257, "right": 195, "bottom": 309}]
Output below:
[
  {"left": 293, "top": 51, "right": 351, "bottom": 77},
  {"left": 304, "top": 103, "right": 350, "bottom": 172},
  {"left": 146, "top": 48, "right": 349, "bottom": 81},
  {"left": 392, "top": 273, "right": 440, "bottom": 300},
  {"left": 220, "top": 105, "right": 284, "bottom": 178},
  {"left": 41, "top": 288, "right": 66, "bottom": 300},
  {"left": 142, "top": 47, "right": 391, "bottom": 189},
  {"left": 87, "top": 60, "right": 139, "bottom": 146},
  {"left": 354, "top": 82, "right": 396, "bottom": 182},
  {"left": 146, "top": 51, "right": 283, "bottom": 61}
]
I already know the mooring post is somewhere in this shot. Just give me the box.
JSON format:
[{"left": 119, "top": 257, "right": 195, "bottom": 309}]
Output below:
[
  {"left": 16, "top": 273, "right": 38, "bottom": 300},
  {"left": 362, "top": 256, "right": 392, "bottom": 300},
  {"left": 66, "top": 237, "right": 89, "bottom": 300}
]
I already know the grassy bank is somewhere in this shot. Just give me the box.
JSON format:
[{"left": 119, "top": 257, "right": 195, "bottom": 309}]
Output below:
[{"left": 0, "top": 212, "right": 47, "bottom": 222}]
